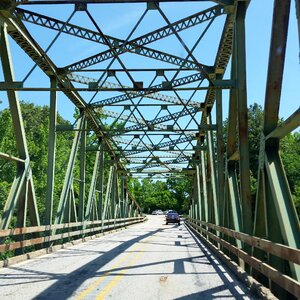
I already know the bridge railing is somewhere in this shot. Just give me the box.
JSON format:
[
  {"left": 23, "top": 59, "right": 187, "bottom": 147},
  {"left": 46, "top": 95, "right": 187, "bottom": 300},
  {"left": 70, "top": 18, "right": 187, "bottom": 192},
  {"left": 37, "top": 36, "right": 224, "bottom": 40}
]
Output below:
[
  {"left": 0, "top": 216, "right": 146, "bottom": 267},
  {"left": 186, "top": 217, "right": 300, "bottom": 299}
]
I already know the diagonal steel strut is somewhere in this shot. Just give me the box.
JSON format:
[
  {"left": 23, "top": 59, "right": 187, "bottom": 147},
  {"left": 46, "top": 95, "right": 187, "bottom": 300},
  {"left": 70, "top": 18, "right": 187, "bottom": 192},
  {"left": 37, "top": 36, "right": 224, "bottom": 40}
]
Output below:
[{"left": 68, "top": 73, "right": 202, "bottom": 108}]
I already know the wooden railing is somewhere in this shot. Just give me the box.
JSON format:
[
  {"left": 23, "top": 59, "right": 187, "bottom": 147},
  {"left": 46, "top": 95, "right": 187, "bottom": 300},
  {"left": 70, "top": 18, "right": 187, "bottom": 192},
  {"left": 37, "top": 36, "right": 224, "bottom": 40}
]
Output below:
[
  {"left": 185, "top": 217, "right": 300, "bottom": 299},
  {"left": 0, "top": 216, "right": 146, "bottom": 266}
]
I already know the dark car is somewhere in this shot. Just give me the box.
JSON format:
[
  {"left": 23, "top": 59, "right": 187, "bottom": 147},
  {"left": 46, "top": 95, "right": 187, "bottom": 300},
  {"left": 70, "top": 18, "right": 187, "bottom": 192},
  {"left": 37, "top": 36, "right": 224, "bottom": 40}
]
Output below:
[{"left": 166, "top": 212, "right": 180, "bottom": 225}]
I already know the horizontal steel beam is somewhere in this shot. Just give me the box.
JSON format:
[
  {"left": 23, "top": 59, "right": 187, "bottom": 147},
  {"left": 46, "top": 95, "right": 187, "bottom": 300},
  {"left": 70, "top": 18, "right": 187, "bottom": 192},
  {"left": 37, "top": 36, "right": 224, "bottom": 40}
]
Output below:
[
  {"left": 0, "top": 86, "right": 232, "bottom": 92},
  {"left": 15, "top": 1, "right": 233, "bottom": 6}
]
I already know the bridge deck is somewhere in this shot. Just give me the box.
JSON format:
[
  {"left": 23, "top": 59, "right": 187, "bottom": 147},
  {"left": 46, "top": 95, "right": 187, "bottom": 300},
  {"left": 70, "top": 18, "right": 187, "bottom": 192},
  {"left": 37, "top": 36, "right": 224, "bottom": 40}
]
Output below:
[{"left": 0, "top": 216, "right": 256, "bottom": 300}]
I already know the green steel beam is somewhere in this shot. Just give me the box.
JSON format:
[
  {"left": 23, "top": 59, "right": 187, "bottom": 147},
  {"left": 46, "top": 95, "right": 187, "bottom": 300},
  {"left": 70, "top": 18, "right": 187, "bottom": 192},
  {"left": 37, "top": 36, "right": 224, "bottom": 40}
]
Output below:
[
  {"left": 264, "top": 0, "right": 290, "bottom": 137},
  {"left": 206, "top": 114, "right": 219, "bottom": 226},
  {"left": 79, "top": 115, "right": 87, "bottom": 222},
  {"left": 16, "top": 5, "right": 221, "bottom": 73},
  {"left": 266, "top": 107, "right": 300, "bottom": 140},
  {"left": 200, "top": 150, "right": 208, "bottom": 222},
  {"left": 227, "top": 166, "right": 242, "bottom": 248},
  {"left": 102, "top": 165, "right": 113, "bottom": 221},
  {"left": 252, "top": 0, "right": 300, "bottom": 289},
  {"left": 216, "top": 79, "right": 224, "bottom": 227},
  {"left": 69, "top": 74, "right": 201, "bottom": 108},
  {"left": 85, "top": 144, "right": 102, "bottom": 221},
  {"left": 15, "top": 0, "right": 233, "bottom": 4},
  {"left": 235, "top": 1, "right": 252, "bottom": 236},
  {"left": 45, "top": 76, "right": 57, "bottom": 226},
  {"left": 195, "top": 163, "right": 202, "bottom": 221},
  {"left": 0, "top": 23, "right": 40, "bottom": 229},
  {"left": 224, "top": 26, "right": 242, "bottom": 251},
  {"left": 97, "top": 142, "right": 105, "bottom": 221}
]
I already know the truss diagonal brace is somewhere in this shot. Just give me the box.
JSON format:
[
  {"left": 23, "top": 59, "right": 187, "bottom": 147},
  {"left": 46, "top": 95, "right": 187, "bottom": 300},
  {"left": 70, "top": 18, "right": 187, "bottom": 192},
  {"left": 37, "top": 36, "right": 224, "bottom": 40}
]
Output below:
[
  {"left": 16, "top": 6, "right": 222, "bottom": 72},
  {"left": 93, "top": 72, "right": 205, "bottom": 107},
  {"left": 69, "top": 73, "right": 201, "bottom": 108}
]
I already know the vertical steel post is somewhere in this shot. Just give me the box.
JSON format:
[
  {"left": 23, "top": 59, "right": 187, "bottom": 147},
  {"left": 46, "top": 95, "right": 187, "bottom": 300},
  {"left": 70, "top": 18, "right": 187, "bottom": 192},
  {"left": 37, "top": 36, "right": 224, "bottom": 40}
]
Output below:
[
  {"left": 124, "top": 190, "right": 129, "bottom": 218},
  {"left": 253, "top": 0, "right": 300, "bottom": 287},
  {"left": 200, "top": 149, "right": 208, "bottom": 222},
  {"left": 97, "top": 142, "right": 104, "bottom": 220},
  {"left": 45, "top": 76, "right": 57, "bottom": 226},
  {"left": 78, "top": 114, "right": 86, "bottom": 222},
  {"left": 196, "top": 163, "right": 202, "bottom": 221},
  {"left": 206, "top": 114, "right": 219, "bottom": 226},
  {"left": 120, "top": 176, "right": 125, "bottom": 219},
  {"left": 226, "top": 32, "right": 243, "bottom": 250},
  {"left": 110, "top": 164, "right": 116, "bottom": 221},
  {"left": 235, "top": 1, "right": 252, "bottom": 236},
  {"left": 216, "top": 82, "right": 224, "bottom": 226}
]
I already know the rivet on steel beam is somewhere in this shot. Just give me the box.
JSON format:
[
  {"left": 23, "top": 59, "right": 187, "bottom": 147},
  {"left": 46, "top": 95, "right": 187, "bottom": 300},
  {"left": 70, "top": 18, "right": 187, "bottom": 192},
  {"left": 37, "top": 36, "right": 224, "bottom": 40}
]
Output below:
[
  {"left": 113, "top": 40, "right": 120, "bottom": 48},
  {"left": 162, "top": 81, "right": 172, "bottom": 89},
  {"left": 134, "top": 81, "right": 143, "bottom": 89},
  {"left": 75, "top": 3, "right": 87, "bottom": 11},
  {"left": 147, "top": 2, "right": 159, "bottom": 10},
  {"left": 156, "top": 70, "right": 164, "bottom": 76},
  {"left": 107, "top": 70, "right": 115, "bottom": 77},
  {"left": 88, "top": 82, "right": 98, "bottom": 90}
]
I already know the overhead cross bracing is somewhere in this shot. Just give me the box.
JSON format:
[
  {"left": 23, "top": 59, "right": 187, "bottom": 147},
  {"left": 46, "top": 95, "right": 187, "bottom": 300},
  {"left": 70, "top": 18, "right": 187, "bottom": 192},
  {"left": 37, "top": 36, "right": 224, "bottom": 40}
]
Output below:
[
  {"left": 0, "top": 0, "right": 227, "bottom": 177},
  {"left": 3, "top": 0, "right": 226, "bottom": 176}
]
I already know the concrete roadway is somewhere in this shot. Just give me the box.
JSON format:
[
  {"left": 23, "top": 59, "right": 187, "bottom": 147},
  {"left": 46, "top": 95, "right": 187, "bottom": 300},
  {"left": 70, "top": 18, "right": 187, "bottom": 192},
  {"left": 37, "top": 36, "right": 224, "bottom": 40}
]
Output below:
[{"left": 0, "top": 215, "right": 257, "bottom": 300}]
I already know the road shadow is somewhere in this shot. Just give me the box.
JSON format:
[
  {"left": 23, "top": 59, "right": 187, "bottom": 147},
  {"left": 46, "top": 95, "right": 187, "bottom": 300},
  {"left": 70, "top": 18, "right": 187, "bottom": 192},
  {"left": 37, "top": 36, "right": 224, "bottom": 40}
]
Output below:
[{"left": 30, "top": 227, "right": 162, "bottom": 299}]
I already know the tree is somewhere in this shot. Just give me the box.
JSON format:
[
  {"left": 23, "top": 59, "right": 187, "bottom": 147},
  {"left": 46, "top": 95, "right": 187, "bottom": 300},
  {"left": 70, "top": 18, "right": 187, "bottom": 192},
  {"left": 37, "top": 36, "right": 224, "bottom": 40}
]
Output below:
[
  {"left": 0, "top": 102, "right": 73, "bottom": 223},
  {"left": 280, "top": 132, "right": 300, "bottom": 216},
  {"left": 128, "top": 177, "right": 192, "bottom": 214}
]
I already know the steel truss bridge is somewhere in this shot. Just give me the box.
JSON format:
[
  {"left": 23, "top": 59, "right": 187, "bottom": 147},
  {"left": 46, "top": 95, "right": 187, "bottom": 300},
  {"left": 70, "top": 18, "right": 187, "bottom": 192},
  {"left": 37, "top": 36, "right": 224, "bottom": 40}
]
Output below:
[{"left": 0, "top": 0, "right": 299, "bottom": 299}]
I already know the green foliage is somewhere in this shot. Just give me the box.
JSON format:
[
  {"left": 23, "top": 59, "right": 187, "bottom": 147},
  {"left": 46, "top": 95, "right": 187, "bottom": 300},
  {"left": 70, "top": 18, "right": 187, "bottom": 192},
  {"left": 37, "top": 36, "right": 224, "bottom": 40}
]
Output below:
[
  {"left": 1, "top": 100, "right": 298, "bottom": 228},
  {"left": 246, "top": 103, "right": 300, "bottom": 216},
  {"left": 128, "top": 177, "right": 191, "bottom": 214},
  {"left": 223, "top": 103, "right": 300, "bottom": 217},
  {"left": 280, "top": 132, "right": 300, "bottom": 216},
  {"left": 0, "top": 237, "right": 14, "bottom": 260},
  {"left": 0, "top": 101, "right": 73, "bottom": 223},
  {"left": 248, "top": 103, "right": 264, "bottom": 179}
]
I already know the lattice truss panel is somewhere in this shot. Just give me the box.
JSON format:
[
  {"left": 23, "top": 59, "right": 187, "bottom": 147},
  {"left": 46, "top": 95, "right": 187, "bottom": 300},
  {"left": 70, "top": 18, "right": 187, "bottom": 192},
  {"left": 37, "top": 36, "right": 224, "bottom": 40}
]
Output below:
[{"left": 0, "top": 0, "right": 233, "bottom": 180}]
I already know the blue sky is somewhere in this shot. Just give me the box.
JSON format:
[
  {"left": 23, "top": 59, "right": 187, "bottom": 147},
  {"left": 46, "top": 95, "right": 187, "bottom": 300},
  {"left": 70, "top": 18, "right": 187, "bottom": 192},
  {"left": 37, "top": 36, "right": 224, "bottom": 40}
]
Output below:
[{"left": 0, "top": 0, "right": 299, "bottom": 125}]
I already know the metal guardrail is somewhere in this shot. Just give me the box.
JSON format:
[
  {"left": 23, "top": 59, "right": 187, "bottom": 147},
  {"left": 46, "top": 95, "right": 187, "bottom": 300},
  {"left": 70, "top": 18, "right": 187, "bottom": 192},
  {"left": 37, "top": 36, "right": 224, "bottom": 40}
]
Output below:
[
  {"left": 186, "top": 217, "right": 300, "bottom": 299},
  {"left": 0, "top": 216, "right": 146, "bottom": 261}
]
